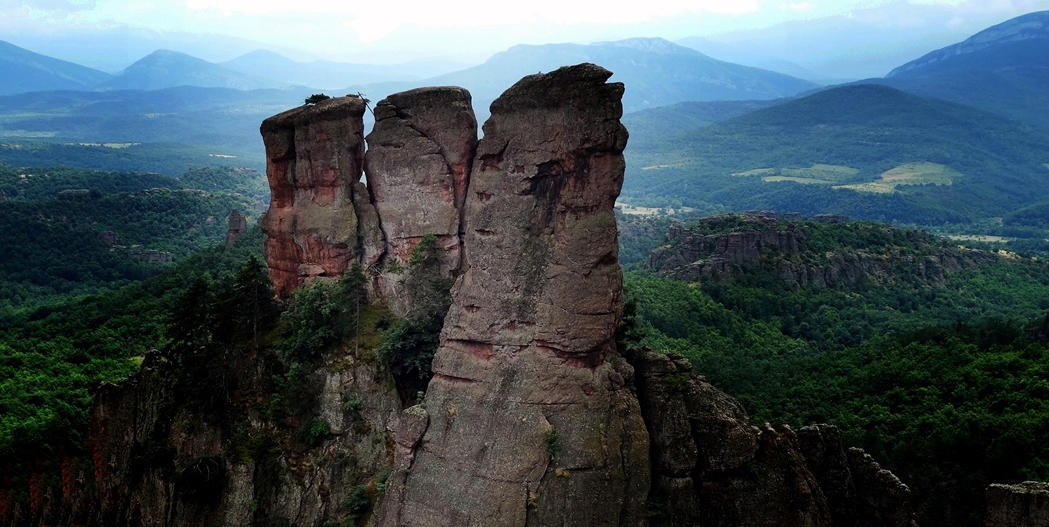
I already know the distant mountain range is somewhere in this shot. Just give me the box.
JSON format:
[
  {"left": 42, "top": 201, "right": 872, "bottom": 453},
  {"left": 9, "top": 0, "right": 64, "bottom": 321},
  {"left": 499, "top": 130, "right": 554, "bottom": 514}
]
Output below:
[
  {"left": 872, "top": 10, "right": 1049, "bottom": 130},
  {"left": 0, "top": 40, "right": 113, "bottom": 96},
  {"left": 390, "top": 38, "right": 818, "bottom": 114},
  {"left": 0, "top": 37, "right": 818, "bottom": 113}
]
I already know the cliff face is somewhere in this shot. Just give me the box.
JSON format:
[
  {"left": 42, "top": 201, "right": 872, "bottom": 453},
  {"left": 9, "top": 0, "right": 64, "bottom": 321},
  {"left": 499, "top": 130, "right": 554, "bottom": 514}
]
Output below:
[
  {"left": 1, "top": 65, "right": 923, "bottom": 527},
  {"left": 646, "top": 213, "right": 997, "bottom": 288},
  {"left": 629, "top": 348, "right": 917, "bottom": 527},
  {"left": 984, "top": 482, "right": 1049, "bottom": 527}
]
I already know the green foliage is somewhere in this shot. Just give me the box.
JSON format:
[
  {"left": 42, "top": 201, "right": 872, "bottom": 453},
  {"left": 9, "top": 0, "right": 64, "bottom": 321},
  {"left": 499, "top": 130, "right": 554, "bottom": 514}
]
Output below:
[
  {"left": 341, "top": 484, "right": 371, "bottom": 518},
  {"left": 280, "top": 266, "right": 367, "bottom": 362},
  {"left": 0, "top": 141, "right": 264, "bottom": 176},
  {"left": 300, "top": 419, "right": 330, "bottom": 447},
  {"left": 177, "top": 166, "right": 269, "bottom": 201},
  {"left": 0, "top": 165, "right": 259, "bottom": 308},
  {"left": 627, "top": 221, "right": 1049, "bottom": 527},
  {"left": 379, "top": 234, "right": 453, "bottom": 401},
  {"left": 0, "top": 226, "right": 265, "bottom": 466},
  {"left": 305, "top": 93, "right": 331, "bottom": 105},
  {"left": 542, "top": 427, "right": 562, "bottom": 456}
]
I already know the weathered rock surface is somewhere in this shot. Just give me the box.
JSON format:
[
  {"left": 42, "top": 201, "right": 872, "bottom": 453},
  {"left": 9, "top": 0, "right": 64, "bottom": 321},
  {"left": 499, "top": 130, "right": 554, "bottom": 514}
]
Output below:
[
  {"left": 646, "top": 213, "right": 997, "bottom": 288},
  {"left": 985, "top": 481, "right": 1049, "bottom": 527},
  {"left": 260, "top": 96, "right": 372, "bottom": 296},
  {"left": 378, "top": 64, "right": 650, "bottom": 527},
  {"left": 628, "top": 347, "right": 919, "bottom": 527},
  {"left": 364, "top": 87, "right": 477, "bottom": 314}
]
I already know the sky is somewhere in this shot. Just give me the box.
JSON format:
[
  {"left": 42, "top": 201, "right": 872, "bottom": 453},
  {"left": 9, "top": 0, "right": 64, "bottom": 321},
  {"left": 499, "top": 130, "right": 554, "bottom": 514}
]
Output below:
[{"left": 1, "top": 0, "right": 1047, "bottom": 72}]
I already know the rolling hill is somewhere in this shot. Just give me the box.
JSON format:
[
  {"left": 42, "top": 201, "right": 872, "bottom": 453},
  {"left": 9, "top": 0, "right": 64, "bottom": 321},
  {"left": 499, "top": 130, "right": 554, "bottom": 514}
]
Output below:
[
  {"left": 621, "top": 99, "right": 782, "bottom": 143},
  {"left": 221, "top": 50, "right": 468, "bottom": 89},
  {"left": 875, "top": 10, "right": 1049, "bottom": 130},
  {"left": 0, "top": 86, "right": 320, "bottom": 173},
  {"left": 622, "top": 84, "right": 1049, "bottom": 226},
  {"left": 98, "top": 49, "right": 272, "bottom": 91},
  {"left": 0, "top": 40, "right": 113, "bottom": 95}
]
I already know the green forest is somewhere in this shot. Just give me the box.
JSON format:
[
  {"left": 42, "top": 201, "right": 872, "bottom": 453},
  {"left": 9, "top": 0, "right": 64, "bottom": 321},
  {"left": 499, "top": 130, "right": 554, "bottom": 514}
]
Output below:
[
  {"left": 0, "top": 165, "right": 265, "bottom": 308},
  {"left": 620, "top": 217, "right": 1049, "bottom": 527}
]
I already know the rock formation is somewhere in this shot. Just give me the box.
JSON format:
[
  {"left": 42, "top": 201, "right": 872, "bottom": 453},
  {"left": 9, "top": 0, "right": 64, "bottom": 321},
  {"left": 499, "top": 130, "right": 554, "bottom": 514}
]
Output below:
[
  {"left": 629, "top": 348, "right": 918, "bottom": 527},
  {"left": 377, "top": 64, "right": 650, "bottom": 527},
  {"left": 259, "top": 96, "right": 376, "bottom": 297},
  {"left": 364, "top": 87, "right": 477, "bottom": 314},
  {"left": 225, "top": 209, "right": 248, "bottom": 247},
  {"left": 0, "top": 65, "right": 924, "bottom": 527},
  {"left": 985, "top": 482, "right": 1049, "bottom": 527},
  {"left": 645, "top": 213, "right": 998, "bottom": 288}
]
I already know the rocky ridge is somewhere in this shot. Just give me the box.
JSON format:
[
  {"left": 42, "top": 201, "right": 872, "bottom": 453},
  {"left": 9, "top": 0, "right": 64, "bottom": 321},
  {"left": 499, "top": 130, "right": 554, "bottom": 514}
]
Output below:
[
  {"left": 0, "top": 65, "right": 920, "bottom": 527},
  {"left": 645, "top": 213, "right": 998, "bottom": 288}
]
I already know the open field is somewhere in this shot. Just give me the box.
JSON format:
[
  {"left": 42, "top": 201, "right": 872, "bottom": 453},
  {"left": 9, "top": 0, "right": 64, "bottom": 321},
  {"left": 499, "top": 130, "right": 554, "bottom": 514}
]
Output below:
[{"left": 835, "top": 162, "right": 959, "bottom": 194}]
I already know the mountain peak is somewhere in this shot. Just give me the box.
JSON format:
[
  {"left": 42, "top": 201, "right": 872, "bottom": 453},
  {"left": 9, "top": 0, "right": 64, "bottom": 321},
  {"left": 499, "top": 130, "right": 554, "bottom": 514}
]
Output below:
[
  {"left": 887, "top": 10, "right": 1049, "bottom": 77},
  {"left": 593, "top": 37, "right": 700, "bottom": 55}
]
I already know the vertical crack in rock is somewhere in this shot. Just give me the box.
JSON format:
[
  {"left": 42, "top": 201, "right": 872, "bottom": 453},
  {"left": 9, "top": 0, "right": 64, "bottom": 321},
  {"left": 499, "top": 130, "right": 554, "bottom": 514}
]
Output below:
[
  {"left": 364, "top": 87, "right": 477, "bottom": 314},
  {"left": 259, "top": 96, "right": 368, "bottom": 297},
  {"left": 378, "top": 63, "right": 650, "bottom": 527}
]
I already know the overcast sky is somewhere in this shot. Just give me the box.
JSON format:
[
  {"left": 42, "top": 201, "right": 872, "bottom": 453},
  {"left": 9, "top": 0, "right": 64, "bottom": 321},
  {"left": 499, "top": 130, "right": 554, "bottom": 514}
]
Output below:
[{"left": 1, "top": 0, "right": 1047, "bottom": 67}]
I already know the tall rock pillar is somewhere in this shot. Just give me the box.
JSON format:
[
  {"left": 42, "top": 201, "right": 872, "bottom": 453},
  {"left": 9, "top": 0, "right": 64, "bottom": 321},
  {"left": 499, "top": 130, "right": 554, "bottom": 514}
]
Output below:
[
  {"left": 259, "top": 97, "right": 371, "bottom": 296},
  {"left": 379, "top": 64, "right": 650, "bottom": 527},
  {"left": 364, "top": 87, "right": 477, "bottom": 314}
]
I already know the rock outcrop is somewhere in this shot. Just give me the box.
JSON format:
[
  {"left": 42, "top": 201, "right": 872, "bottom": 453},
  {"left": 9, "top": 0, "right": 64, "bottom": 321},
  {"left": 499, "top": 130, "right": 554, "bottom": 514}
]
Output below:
[
  {"left": 259, "top": 96, "right": 376, "bottom": 296},
  {"left": 364, "top": 87, "right": 477, "bottom": 314},
  {"left": 985, "top": 482, "right": 1049, "bottom": 527},
  {"left": 629, "top": 348, "right": 919, "bottom": 527},
  {"left": 378, "top": 63, "right": 650, "bottom": 527},
  {"left": 225, "top": 209, "right": 248, "bottom": 247},
  {"left": 646, "top": 213, "right": 997, "bottom": 288}
]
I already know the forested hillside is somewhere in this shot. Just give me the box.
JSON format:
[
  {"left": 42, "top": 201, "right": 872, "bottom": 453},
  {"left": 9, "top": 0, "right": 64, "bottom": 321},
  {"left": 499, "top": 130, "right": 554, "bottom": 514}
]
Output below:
[
  {"left": 622, "top": 84, "right": 1049, "bottom": 228},
  {"left": 0, "top": 165, "right": 265, "bottom": 308},
  {"left": 621, "top": 214, "right": 1049, "bottom": 526}
]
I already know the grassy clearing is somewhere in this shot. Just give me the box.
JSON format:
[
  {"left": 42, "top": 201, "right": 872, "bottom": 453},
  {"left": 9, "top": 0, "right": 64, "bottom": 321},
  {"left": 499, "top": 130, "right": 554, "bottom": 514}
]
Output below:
[
  {"left": 947, "top": 234, "right": 1010, "bottom": 243},
  {"left": 836, "top": 162, "right": 959, "bottom": 194},
  {"left": 754, "top": 164, "right": 860, "bottom": 185},
  {"left": 762, "top": 176, "right": 835, "bottom": 185},
  {"left": 781, "top": 164, "right": 859, "bottom": 181},
  {"left": 732, "top": 168, "right": 775, "bottom": 177}
]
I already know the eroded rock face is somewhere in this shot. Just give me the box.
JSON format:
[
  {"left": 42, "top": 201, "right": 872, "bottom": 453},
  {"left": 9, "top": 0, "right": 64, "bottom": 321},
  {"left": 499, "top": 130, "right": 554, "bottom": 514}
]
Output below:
[
  {"left": 985, "top": 481, "right": 1049, "bottom": 527},
  {"left": 364, "top": 87, "right": 477, "bottom": 314},
  {"left": 628, "top": 348, "right": 918, "bottom": 527},
  {"left": 378, "top": 64, "right": 650, "bottom": 527},
  {"left": 260, "top": 97, "right": 371, "bottom": 297}
]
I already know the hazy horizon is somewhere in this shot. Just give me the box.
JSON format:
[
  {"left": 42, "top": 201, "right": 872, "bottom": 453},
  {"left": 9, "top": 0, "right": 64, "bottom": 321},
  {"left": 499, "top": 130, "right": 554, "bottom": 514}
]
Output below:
[{"left": 1, "top": 0, "right": 1047, "bottom": 79}]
